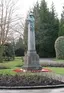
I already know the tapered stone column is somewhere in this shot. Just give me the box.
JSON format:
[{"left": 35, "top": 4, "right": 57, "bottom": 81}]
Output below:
[{"left": 23, "top": 12, "right": 42, "bottom": 70}]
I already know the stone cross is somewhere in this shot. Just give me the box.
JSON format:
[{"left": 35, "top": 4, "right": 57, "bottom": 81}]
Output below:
[{"left": 23, "top": 12, "right": 42, "bottom": 70}]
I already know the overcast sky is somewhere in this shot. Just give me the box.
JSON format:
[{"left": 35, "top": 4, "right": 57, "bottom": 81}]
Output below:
[{"left": 16, "top": 0, "right": 64, "bottom": 20}]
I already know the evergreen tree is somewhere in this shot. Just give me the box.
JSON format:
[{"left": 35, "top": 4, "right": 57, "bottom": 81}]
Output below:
[
  {"left": 35, "top": 1, "right": 59, "bottom": 57},
  {"left": 58, "top": 6, "right": 64, "bottom": 36},
  {"left": 15, "top": 38, "right": 24, "bottom": 56},
  {"left": 38, "top": 0, "right": 50, "bottom": 57},
  {"left": 3, "top": 43, "right": 15, "bottom": 61}
]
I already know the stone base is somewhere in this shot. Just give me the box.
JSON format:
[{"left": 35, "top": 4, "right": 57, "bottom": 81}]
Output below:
[{"left": 22, "top": 50, "right": 42, "bottom": 70}]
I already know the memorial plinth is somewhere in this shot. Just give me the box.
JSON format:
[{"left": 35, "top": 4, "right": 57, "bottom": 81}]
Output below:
[{"left": 23, "top": 12, "right": 42, "bottom": 70}]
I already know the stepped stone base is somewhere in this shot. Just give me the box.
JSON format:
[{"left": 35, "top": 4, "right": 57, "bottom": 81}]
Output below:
[{"left": 23, "top": 50, "right": 42, "bottom": 70}]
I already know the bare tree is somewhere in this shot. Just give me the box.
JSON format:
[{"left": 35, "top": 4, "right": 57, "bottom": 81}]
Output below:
[
  {"left": 0, "top": 0, "right": 19, "bottom": 45},
  {"left": 10, "top": 16, "right": 24, "bottom": 39},
  {"left": 0, "top": 0, "right": 24, "bottom": 62}
]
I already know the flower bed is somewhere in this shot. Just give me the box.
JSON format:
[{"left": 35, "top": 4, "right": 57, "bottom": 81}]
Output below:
[
  {"left": 13, "top": 68, "right": 52, "bottom": 73},
  {"left": 0, "top": 74, "right": 63, "bottom": 86}
]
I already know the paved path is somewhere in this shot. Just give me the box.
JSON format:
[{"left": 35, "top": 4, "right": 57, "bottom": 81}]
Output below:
[
  {"left": 0, "top": 88, "right": 64, "bottom": 93},
  {"left": 40, "top": 58, "right": 56, "bottom": 63},
  {"left": 50, "top": 88, "right": 64, "bottom": 93},
  {"left": 0, "top": 89, "right": 52, "bottom": 93},
  {"left": 39, "top": 58, "right": 64, "bottom": 65}
]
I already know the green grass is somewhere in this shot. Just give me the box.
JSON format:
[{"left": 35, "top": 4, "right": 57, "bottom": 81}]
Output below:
[
  {"left": 0, "top": 69, "right": 17, "bottom": 75},
  {"left": 1, "top": 67, "right": 64, "bottom": 75},
  {"left": 44, "top": 67, "right": 64, "bottom": 75},
  {"left": 0, "top": 57, "right": 23, "bottom": 69},
  {"left": 0, "top": 57, "right": 24, "bottom": 75}
]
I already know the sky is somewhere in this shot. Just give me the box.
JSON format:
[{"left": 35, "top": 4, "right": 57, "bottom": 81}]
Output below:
[
  {"left": 16, "top": 0, "right": 64, "bottom": 20},
  {"left": 46, "top": 0, "right": 64, "bottom": 18}
]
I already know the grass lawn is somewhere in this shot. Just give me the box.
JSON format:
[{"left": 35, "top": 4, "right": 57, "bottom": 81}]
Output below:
[
  {"left": 44, "top": 67, "right": 64, "bottom": 75},
  {"left": 1, "top": 67, "right": 64, "bottom": 75},
  {"left": 0, "top": 57, "right": 23, "bottom": 69},
  {"left": 0, "top": 69, "right": 17, "bottom": 75},
  {"left": 0, "top": 57, "right": 23, "bottom": 75}
]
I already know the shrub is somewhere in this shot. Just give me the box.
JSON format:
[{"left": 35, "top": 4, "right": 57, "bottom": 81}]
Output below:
[
  {"left": 41, "top": 62, "right": 64, "bottom": 67},
  {"left": 15, "top": 48, "right": 24, "bottom": 56},
  {"left": 0, "top": 74, "right": 63, "bottom": 86},
  {"left": 55, "top": 36, "right": 64, "bottom": 59},
  {"left": 3, "top": 43, "right": 15, "bottom": 61},
  {"left": 0, "top": 45, "right": 4, "bottom": 62}
]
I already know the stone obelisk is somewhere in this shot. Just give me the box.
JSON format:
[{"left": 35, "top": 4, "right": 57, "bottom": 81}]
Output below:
[{"left": 23, "top": 12, "right": 42, "bottom": 70}]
